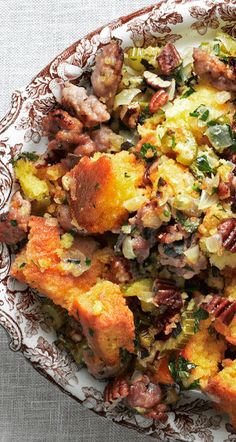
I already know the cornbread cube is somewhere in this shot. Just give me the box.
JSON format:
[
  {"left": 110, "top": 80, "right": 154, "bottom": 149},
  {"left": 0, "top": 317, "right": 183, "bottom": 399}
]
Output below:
[
  {"left": 66, "top": 151, "right": 147, "bottom": 233},
  {"left": 72, "top": 281, "right": 135, "bottom": 366}
]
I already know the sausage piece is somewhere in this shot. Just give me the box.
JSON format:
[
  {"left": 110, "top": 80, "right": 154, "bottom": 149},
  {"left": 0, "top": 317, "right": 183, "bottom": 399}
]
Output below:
[{"left": 91, "top": 41, "right": 124, "bottom": 112}]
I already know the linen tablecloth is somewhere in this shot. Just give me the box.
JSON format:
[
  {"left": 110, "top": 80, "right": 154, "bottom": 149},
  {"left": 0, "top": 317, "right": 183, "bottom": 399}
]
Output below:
[{"left": 0, "top": 0, "right": 155, "bottom": 440}]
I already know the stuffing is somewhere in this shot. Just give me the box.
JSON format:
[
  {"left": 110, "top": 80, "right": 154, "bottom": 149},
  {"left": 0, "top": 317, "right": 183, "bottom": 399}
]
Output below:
[
  {"left": 181, "top": 318, "right": 226, "bottom": 388},
  {"left": 72, "top": 280, "right": 135, "bottom": 367},
  {"left": 206, "top": 359, "right": 236, "bottom": 427},
  {"left": 11, "top": 216, "right": 112, "bottom": 310},
  {"left": 66, "top": 151, "right": 148, "bottom": 233}
]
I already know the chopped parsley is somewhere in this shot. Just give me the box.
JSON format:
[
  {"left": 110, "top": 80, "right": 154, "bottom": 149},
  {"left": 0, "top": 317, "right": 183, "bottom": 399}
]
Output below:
[
  {"left": 95, "top": 183, "right": 100, "bottom": 190},
  {"left": 164, "top": 209, "right": 170, "bottom": 217},
  {"left": 10, "top": 219, "right": 18, "bottom": 227},
  {"left": 176, "top": 211, "right": 200, "bottom": 233},
  {"left": 181, "top": 86, "right": 195, "bottom": 99},
  {"left": 193, "top": 308, "right": 209, "bottom": 333},
  {"left": 190, "top": 104, "right": 209, "bottom": 122},
  {"left": 138, "top": 106, "right": 152, "bottom": 124},
  {"left": 192, "top": 183, "right": 201, "bottom": 194},
  {"left": 140, "top": 143, "right": 157, "bottom": 162},
  {"left": 12, "top": 151, "right": 39, "bottom": 165},
  {"left": 196, "top": 155, "right": 214, "bottom": 174},
  {"left": 124, "top": 172, "right": 130, "bottom": 178},
  {"left": 168, "top": 355, "right": 197, "bottom": 388},
  {"left": 85, "top": 257, "right": 91, "bottom": 266},
  {"left": 19, "top": 262, "right": 26, "bottom": 269}
]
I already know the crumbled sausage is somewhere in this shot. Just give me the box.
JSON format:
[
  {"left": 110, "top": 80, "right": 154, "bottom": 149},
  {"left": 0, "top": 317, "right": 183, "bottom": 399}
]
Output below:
[
  {"left": 193, "top": 48, "right": 236, "bottom": 91},
  {"left": 61, "top": 83, "right": 110, "bottom": 127},
  {"left": 91, "top": 40, "right": 124, "bottom": 112},
  {"left": 43, "top": 108, "right": 84, "bottom": 150},
  {"left": 0, "top": 192, "right": 31, "bottom": 244}
]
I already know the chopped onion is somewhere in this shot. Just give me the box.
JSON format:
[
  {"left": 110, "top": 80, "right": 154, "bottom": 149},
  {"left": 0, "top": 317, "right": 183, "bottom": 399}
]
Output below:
[
  {"left": 122, "top": 236, "right": 136, "bottom": 260},
  {"left": 184, "top": 245, "right": 200, "bottom": 264},
  {"left": 167, "top": 79, "right": 176, "bottom": 101},
  {"left": 216, "top": 91, "right": 231, "bottom": 104},
  {"left": 198, "top": 190, "right": 218, "bottom": 210},
  {"left": 123, "top": 195, "right": 148, "bottom": 212},
  {"left": 114, "top": 88, "right": 141, "bottom": 110},
  {"left": 205, "top": 234, "right": 222, "bottom": 253}
]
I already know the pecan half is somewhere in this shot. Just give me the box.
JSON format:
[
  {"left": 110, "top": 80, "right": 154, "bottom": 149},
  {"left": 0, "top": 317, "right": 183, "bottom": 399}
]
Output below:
[
  {"left": 104, "top": 377, "right": 130, "bottom": 407},
  {"left": 157, "top": 43, "right": 181, "bottom": 76},
  {"left": 218, "top": 218, "right": 236, "bottom": 252},
  {"left": 153, "top": 278, "right": 183, "bottom": 312},
  {"left": 202, "top": 295, "right": 236, "bottom": 326},
  {"left": 149, "top": 90, "right": 168, "bottom": 113}
]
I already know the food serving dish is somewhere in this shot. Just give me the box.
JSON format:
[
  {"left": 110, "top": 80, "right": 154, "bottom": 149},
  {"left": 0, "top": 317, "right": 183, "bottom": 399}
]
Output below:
[{"left": 1, "top": 0, "right": 236, "bottom": 440}]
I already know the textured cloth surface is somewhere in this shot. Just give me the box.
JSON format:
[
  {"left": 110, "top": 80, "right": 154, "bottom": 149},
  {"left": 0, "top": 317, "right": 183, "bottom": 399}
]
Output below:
[{"left": 0, "top": 0, "right": 155, "bottom": 441}]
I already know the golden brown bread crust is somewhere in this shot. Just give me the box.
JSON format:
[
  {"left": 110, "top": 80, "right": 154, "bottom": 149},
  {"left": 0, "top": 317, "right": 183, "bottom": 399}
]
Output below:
[
  {"left": 72, "top": 281, "right": 135, "bottom": 366},
  {"left": 11, "top": 216, "right": 107, "bottom": 310},
  {"left": 67, "top": 155, "right": 122, "bottom": 233},
  {"left": 66, "top": 151, "right": 147, "bottom": 234},
  {"left": 11, "top": 216, "right": 135, "bottom": 369},
  {"left": 206, "top": 360, "right": 236, "bottom": 427}
]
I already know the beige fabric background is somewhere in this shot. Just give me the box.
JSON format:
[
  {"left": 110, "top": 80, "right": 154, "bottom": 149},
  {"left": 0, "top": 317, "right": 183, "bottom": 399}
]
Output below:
[{"left": 0, "top": 0, "right": 156, "bottom": 441}]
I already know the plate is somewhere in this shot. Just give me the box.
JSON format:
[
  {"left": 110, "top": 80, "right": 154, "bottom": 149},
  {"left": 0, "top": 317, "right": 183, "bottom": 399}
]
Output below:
[{"left": 0, "top": 1, "right": 236, "bottom": 440}]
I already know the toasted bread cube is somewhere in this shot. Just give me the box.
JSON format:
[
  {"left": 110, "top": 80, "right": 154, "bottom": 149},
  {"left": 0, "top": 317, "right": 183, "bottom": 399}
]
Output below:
[
  {"left": 206, "top": 360, "right": 236, "bottom": 427},
  {"left": 11, "top": 216, "right": 109, "bottom": 310},
  {"left": 72, "top": 281, "right": 135, "bottom": 366},
  {"left": 66, "top": 151, "right": 147, "bottom": 233},
  {"left": 181, "top": 318, "right": 226, "bottom": 388}
]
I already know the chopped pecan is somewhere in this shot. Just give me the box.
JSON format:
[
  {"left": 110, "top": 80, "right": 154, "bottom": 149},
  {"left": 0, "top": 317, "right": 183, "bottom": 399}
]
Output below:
[
  {"left": 104, "top": 377, "right": 130, "bottom": 407},
  {"left": 120, "top": 103, "right": 140, "bottom": 129},
  {"left": 153, "top": 278, "right": 183, "bottom": 312},
  {"left": 149, "top": 90, "right": 168, "bottom": 114},
  {"left": 218, "top": 218, "right": 236, "bottom": 252},
  {"left": 157, "top": 43, "right": 181, "bottom": 76},
  {"left": 202, "top": 295, "right": 236, "bottom": 325}
]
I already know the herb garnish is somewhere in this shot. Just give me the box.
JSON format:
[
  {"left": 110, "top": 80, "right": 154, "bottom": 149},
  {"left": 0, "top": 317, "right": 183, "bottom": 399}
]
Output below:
[
  {"left": 181, "top": 86, "right": 195, "bottom": 98},
  {"left": 176, "top": 211, "right": 200, "bottom": 233},
  {"left": 193, "top": 308, "right": 209, "bottom": 333},
  {"left": 190, "top": 104, "right": 209, "bottom": 122},
  {"left": 196, "top": 155, "right": 214, "bottom": 174},
  {"left": 11, "top": 151, "right": 39, "bottom": 165},
  {"left": 168, "top": 355, "right": 197, "bottom": 388},
  {"left": 10, "top": 219, "right": 18, "bottom": 227},
  {"left": 85, "top": 257, "right": 91, "bottom": 266},
  {"left": 140, "top": 143, "right": 157, "bottom": 162}
]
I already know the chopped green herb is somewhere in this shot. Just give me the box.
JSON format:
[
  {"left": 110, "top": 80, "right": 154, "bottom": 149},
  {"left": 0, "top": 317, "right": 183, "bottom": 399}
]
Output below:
[
  {"left": 171, "top": 136, "right": 176, "bottom": 148},
  {"left": 196, "top": 155, "right": 214, "bottom": 174},
  {"left": 121, "top": 141, "right": 134, "bottom": 150},
  {"left": 124, "top": 172, "right": 130, "bottom": 178},
  {"left": 19, "top": 262, "right": 26, "bottom": 269},
  {"left": 95, "top": 183, "right": 100, "bottom": 190},
  {"left": 181, "top": 86, "right": 195, "bottom": 98},
  {"left": 12, "top": 151, "right": 39, "bottom": 165},
  {"left": 138, "top": 106, "right": 152, "bottom": 124},
  {"left": 212, "top": 186, "right": 218, "bottom": 195},
  {"left": 10, "top": 219, "right": 18, "bottom": 227},
  {"left": 213, "top": 43, "right": 220, "bottom": 56},
  {"left": 140, "top": 143, "right": 157, "bottom": 162},
  {"left": 190, "top": 104, "right": 209, "bottom": 121},
  {"left": 85, "top": 257, "right": 91, "bottom": 266},
  {"left": 88, "top": 328, "right": 94, "bottom": 337},
  {"left": 176, "top": 211, "right": 200, "bottom": 233},
  {"left": 192, "top": 183, "right": 201, "bottom": 194},
  {"left": 193, "top": 308, "right": 209, "bottom": 333},
  {"left": 168, "top": 355, "right": 197, "bottom": 387},
  {"left": 164, "top": 209, "right": 170, "bottom": 217}
]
